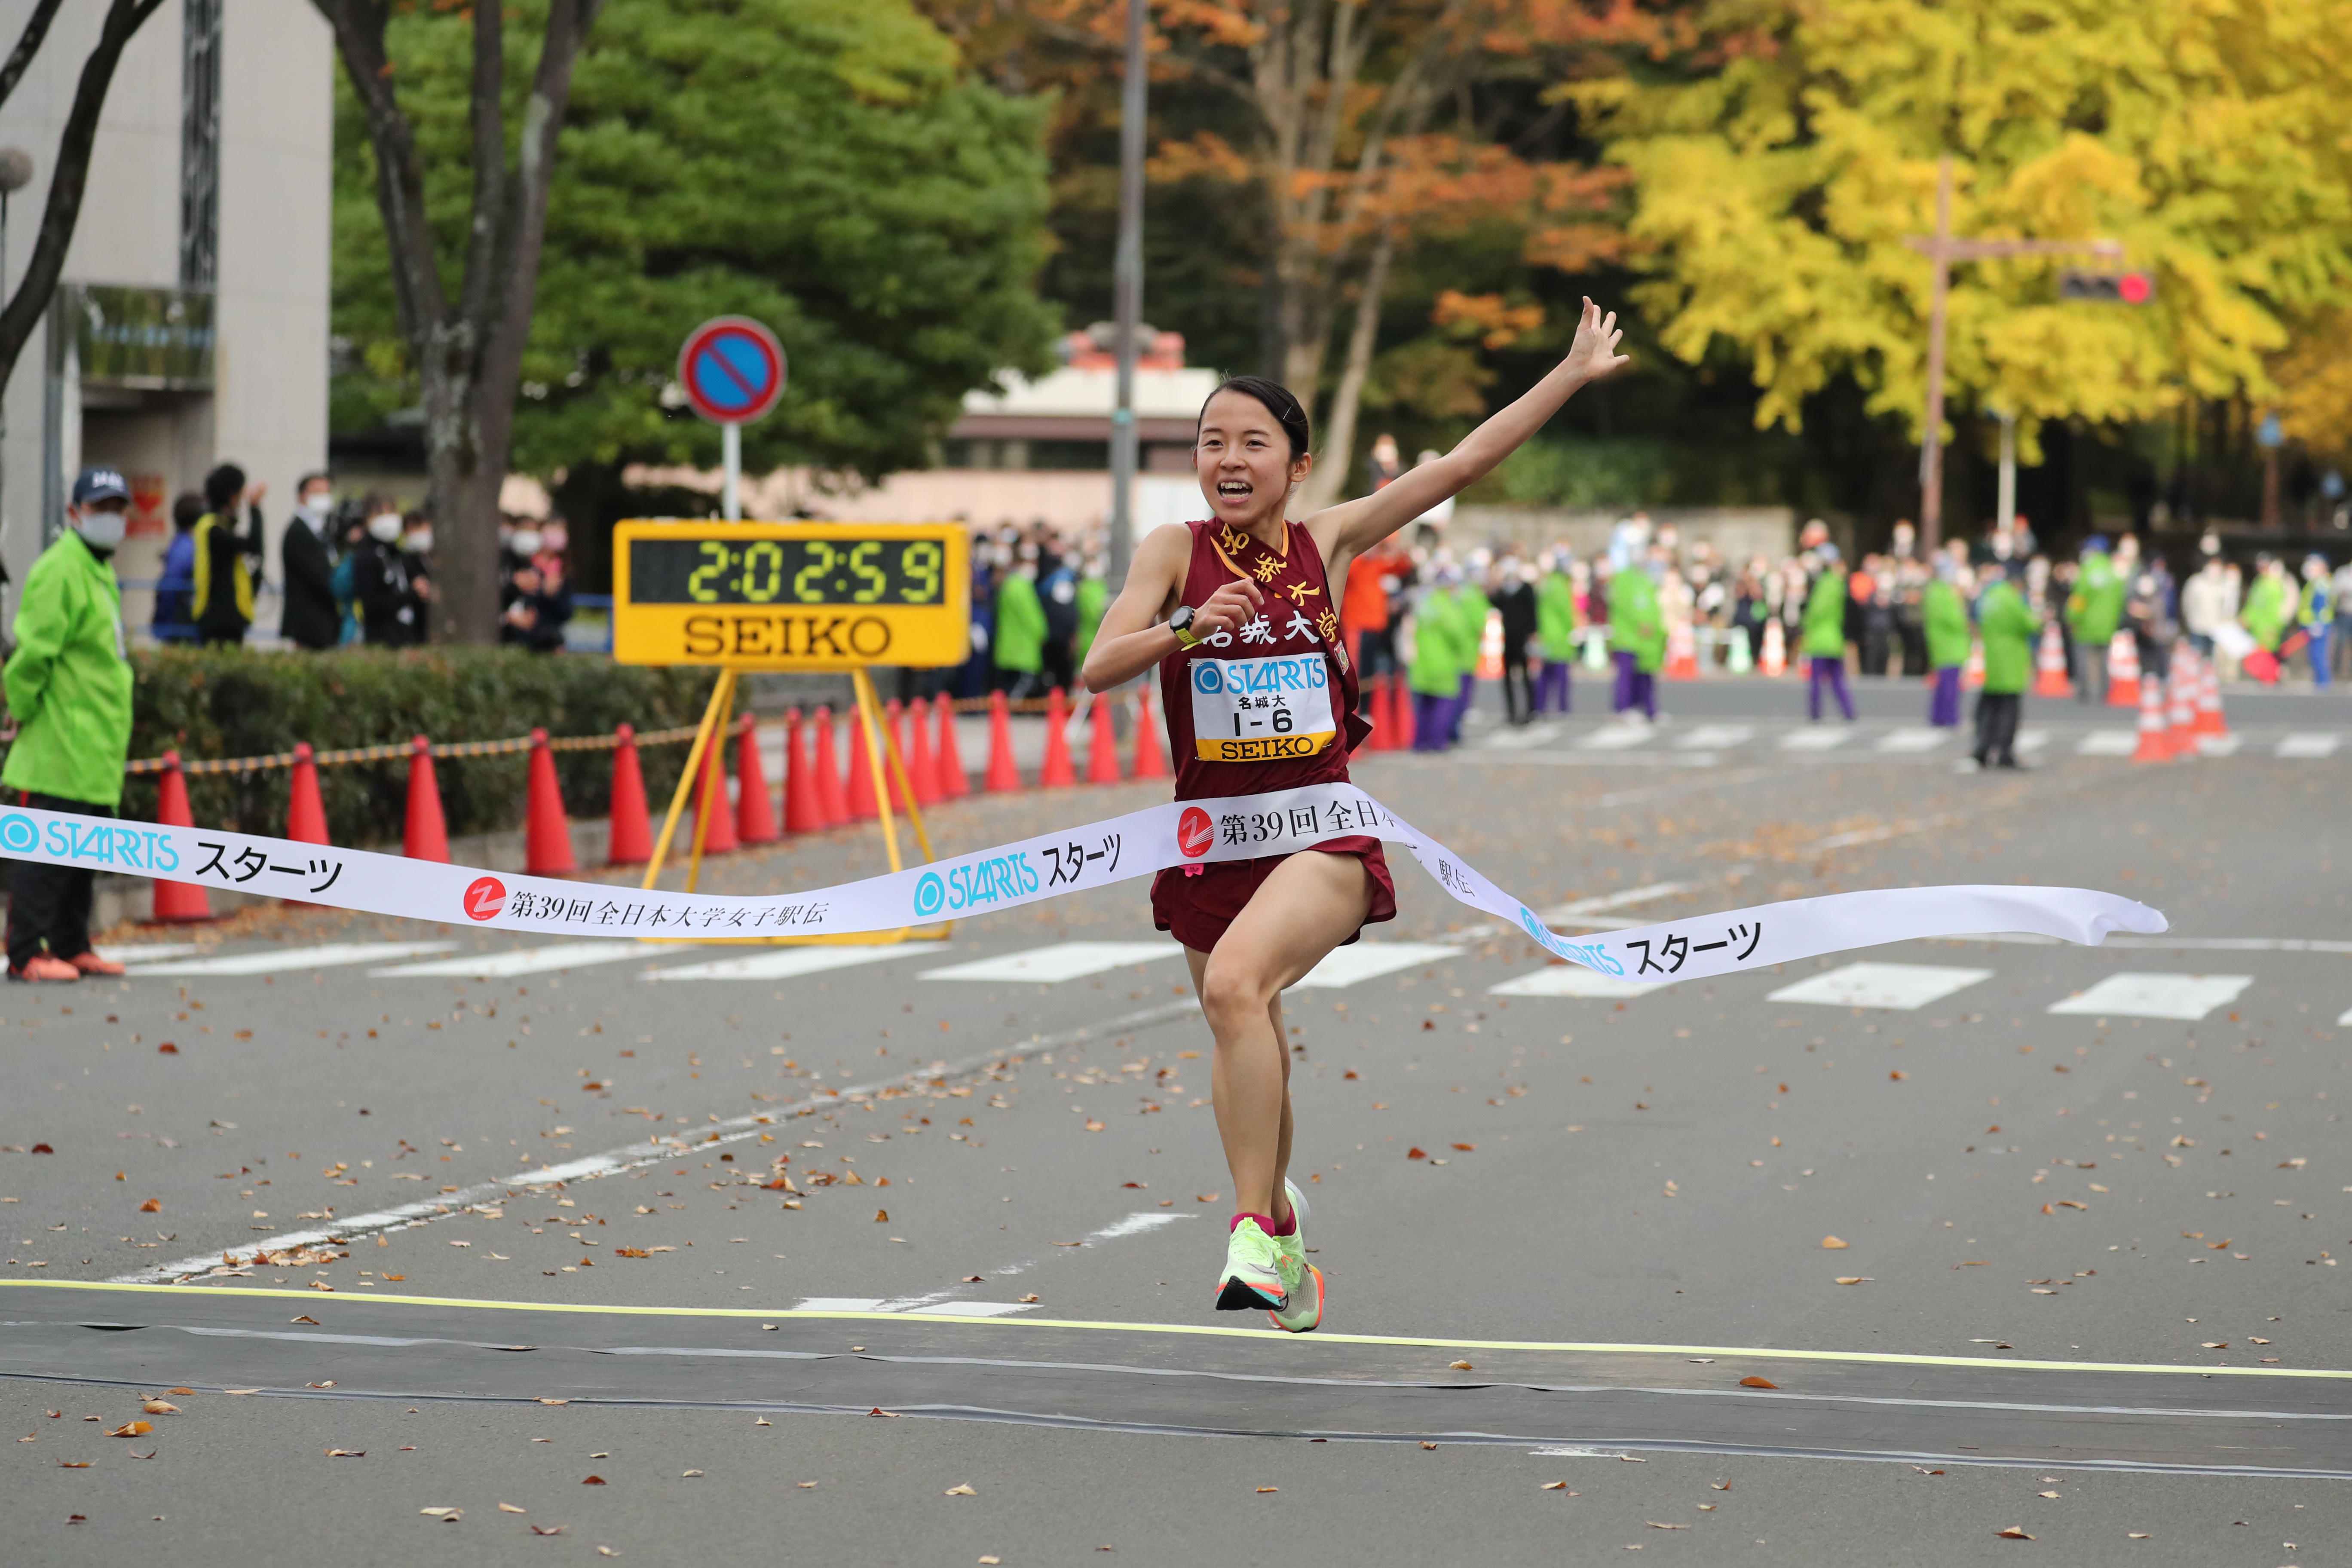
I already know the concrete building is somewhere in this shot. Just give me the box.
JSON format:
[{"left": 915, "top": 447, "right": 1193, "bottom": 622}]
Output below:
[{"left": 0, "top": 0, "right": 331, "bottom": 635}]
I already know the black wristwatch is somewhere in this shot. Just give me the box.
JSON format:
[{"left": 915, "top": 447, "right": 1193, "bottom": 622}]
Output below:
[{"left": 1169, "top": 604, "right": 1202, "bottom": 649}]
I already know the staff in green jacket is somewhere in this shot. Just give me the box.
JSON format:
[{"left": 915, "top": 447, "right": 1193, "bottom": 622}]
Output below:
[
  {"left": 2, "top": 469, "right": 137, "bottom": 982},
  {"left": 1448, "top": 570, "right": 1492, "bottom": 742},
  {"left": 1533, "top": 553, "right": 1577, "bottom": 714},
  {"left": 1922, "top": 566, "right": 1970, "bottom": 727},
  {"left": 2241, "top": 555, "right": 2291, "bottom": 667},
  {"left": 992, "top": 549, "right": 1047, "bottom": 699},
  {"left": 1074, "top": 568, "right": 1108, "bottom": 665},
  {"left": 1800, "top": 550, "right": 1853, "bottom": 721},
  {"left": 1407, "top": 575, "right": 1469, "bottom": 751},
  {"left": 1605, "top": 560, "right": 1663, "bottom": 720},
  {"left": 1972, "top": 567, "right": 2039, "bottom": 769},
  {"left": 2064, "top": 536, "right": 2127, "bottom": 702}
]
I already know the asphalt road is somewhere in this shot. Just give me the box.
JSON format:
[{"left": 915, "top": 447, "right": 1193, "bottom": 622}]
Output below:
[{"left": 5, "top": 676, "right": 2352, "bottom": 1565}]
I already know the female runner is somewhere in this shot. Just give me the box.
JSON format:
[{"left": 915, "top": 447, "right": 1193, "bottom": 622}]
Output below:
[{"left": 1081, "top": 297, "right": 1628, "bottom": 1331}]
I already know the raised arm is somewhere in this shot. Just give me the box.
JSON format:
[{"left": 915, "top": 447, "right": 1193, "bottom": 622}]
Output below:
[{"left": 1308, "top": 298, "right": 1629, "bottom": 564}]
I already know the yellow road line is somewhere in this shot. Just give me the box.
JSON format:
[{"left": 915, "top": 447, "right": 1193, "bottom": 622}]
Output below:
[{"left": 6, "top": 1279, "right": 2343, "bottom": 1382}]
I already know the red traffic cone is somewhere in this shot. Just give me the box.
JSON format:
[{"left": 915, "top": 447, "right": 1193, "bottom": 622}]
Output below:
[
  {"left": 982, "top": 690, "right": 1021, "bottom": 793},
  {"left": 286, "top": 742, "right": 329, "bottom": 845},
  {"left": 934, "top": 695, "right": 969, "bottom": 798},
  {"left": 149, "top": 750, "right": 214, "bottom": 923},
  {"left": 2107, "top": 631, "right": 2141, "bottom": 709},
  {"left": 697, "top": 732, "right": 740, "bottom": 852},
  {"left": 524, "top": 728, "right": 577, "bottom": 875},
  {"left": 404, "top": 735, "right": 450, "bottom": 863},
  {"left": 1131, "top": 687, "right": 1170, "bottom": 779},
  {"left": 2196, "top": 655, "right": 2229, "bottom": 737},
  {"left": 1039, "top": 688, "right": 1078, "bottom": 787},
  {"left": 736, "top": 718, "right": 779, "bottom": 845},
  {"left": 2165, "top": 647, "right": 2198, "bottom": 759},
  {"left": 813, "top": 704, "right": 850, "bottom": 827},
  {"left": 844, "top": 706, "right": 881, "bottom": 820},
  {"left": 1086, "top": 692, "right": 1122, "bottom": 784},
  {"left": 782, "top": 709, "right": 820, "bottom": 834},
  {"left": 2130, "top": 669, "right": 2172, "bottom": 762},
  {"left": 1394, "top": 675, "right": 1418, "bottom": 749},
  {"left": 2032, "top": 624, "right": 2073, "bottom": 697},
  {"left": 906, "top": 695, "right": 942, "bottom": 805},
  {"left": 1372, "top": 674, "right": 1399, "bottom": 750},
  {"left": 606, "top": 724, "right": 654, "bottom": 867}
]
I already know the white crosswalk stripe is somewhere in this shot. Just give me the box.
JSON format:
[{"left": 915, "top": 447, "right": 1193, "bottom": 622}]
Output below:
[
  {"left": 1779, "top": 727, "right": 1849, "bottom": 751},
  {"left": 1490, "top": 965, "right": 1650, "bottom": 999},
  {"left": 376, "top": 940, "right": 672, "bottom": 978},
  {"left": 1579, "top": 724, "right": 1655, "bottom": 750},
  {"left": 921, "top": 941, "right": 1177, "bottom": 984},
  {"left": 125, "top": 940, "right": 456, "bottom": 977},
  {"left": 1482, "top": 723, "right": 1563, "bottom": 750},
  {"left": 1675, "top": 724, "right": 1752, "bottom": 750},
  {"left": 99, "top": 943, "right": 204, "bottom": 965},
  {"left": 1291, "top": 942, "right": 1462, "bottom": 989},
  {"left": 2015, "top": 728, "right": 2050, "bottom": 752},
  {"left": 2077, "top": 731, "right": 2137, "bottom": 756},
  {"left": 647, "top": 946, "right": 911, "bottom": 982},
  {"left": 1875, "top": 727, "right": 1950, "bottom": 753},
  {"left": 1767, "top": 962, "right": 1991, "bottom": 1011},
  {"left": 2047, "top": 972, "right": 2252, "bottom": 1020},
  {"left": 2277, "top": 732, "right": 2340, "bottom": 758}
]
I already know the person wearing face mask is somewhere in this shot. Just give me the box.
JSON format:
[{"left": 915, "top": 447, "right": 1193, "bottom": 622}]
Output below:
[
  {"left": 352, "top": 498, "right": 422, "bottom": 646},
  {"left": 191, "top": 463, "right": 266, "bottom": 646},
  {"left": 398, "top": 511, "right": 438, "bottom": 641},
  {"left": 279, "top": 472, "right": 342, "bottom": 650},
  {"left": 1, "top": 469, "right": 136, "bottom": 981}
]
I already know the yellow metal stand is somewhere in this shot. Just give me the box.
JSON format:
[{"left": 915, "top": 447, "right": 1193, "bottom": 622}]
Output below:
[{"left": 640, "top": 668, "right": 949, "bottom": 946}]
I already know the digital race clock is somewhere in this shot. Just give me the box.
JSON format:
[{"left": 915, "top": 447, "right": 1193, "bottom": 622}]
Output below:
[{"left": 611, "top": 522, "right": 970, "bottom": 668}]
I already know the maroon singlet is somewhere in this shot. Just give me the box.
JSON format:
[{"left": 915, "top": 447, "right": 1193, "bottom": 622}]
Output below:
[{"left": 1149, "top": 518, "right": 1396, "bottom": 953}]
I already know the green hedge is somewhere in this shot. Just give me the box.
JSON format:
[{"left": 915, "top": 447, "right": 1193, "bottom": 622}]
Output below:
[{"left": 122, "top": 648, "right": 717, "bottom": 848}]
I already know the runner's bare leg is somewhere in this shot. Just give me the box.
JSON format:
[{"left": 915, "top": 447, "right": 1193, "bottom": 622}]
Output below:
[{"left": 1185, "top": 851, "right": 1373, "bottom": 1223}]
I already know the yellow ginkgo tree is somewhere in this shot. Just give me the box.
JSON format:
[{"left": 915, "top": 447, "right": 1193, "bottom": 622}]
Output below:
[{"left": 1575, "top": 0, "right": 2352, "bottom": 473}]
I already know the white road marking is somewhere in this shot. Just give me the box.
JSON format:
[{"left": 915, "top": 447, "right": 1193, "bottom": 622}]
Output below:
[
  {"left": 921, "top": 941, "right": 1177, "bottom": 984},
  {"left": 1580, "top": 725, "right": 1656, "bottom": 750},
  {"left": 2015, "top": 728, "right": 2050, "bottom": 752},
  {"left": 2338, "top": 1005, "right": 2352, "bottom": 1027},
  {"left": 1780, "top": 728, "right": 1849, "bottom": 751},
  {"left": 1876, "top": 727, "right": 1949, "bottom": 753},
  {"left": 2076, "top": 731, "right": 2137, "bottom": 756},
  {"left": 1084, "top": 1210, "right": 1196, "bottom": 1241},
  {"left": 99, "top": 943, "right": 203, "bottom": 964},
  {"left": 113, "top": 998, "right": 1204, "bottom": 1285},
  {"left": 1804, "top": 814, "right": 1960, "bottom": 852},
  {"left": 1542, "top": 882, "right": 1693, "bottom": 922},
  {"left": 1490, "top": 965, "right": 1651, "bottom": 999},
  {"left": 1291, "top": 941, "right": 1464, "bottom": 989},
  {"left": 2194, "top": 735, "right": 2242, "bottom": 756},
  {"left": 646, "top": 946, "right": 912, "bottom": 982},
  {"left": 1482, "top": 723, "right": 1563, "bottom": 750},
  {"left": 1675, "top": 724, "right": 1752, "bottom": 750},
  {"left": 374, "top": 940, "right": 669, "bottom": 978},
  {"left": 2047, "top": 972, "right": 2253, "bottom": 1021},
  {"left": 1767, "top": 962, "right": 1992, "bottom": 1011},
  {"left": 902, "top": 1300, "right": 1036, "bottom": 1317},
  {"left": 125, "top": 940, "right": 456, "bottom": 977},
  {"left": 2277, "top": 732, "right": 2340, "bottom": 759},
  {"left": 794, "top": 1297, "right": 887, "bottom": 1312}
]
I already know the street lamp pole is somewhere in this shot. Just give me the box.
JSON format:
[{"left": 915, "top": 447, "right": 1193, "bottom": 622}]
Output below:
[{"left": 1107, "top": 0, "right": 1147, "bottom": 597}]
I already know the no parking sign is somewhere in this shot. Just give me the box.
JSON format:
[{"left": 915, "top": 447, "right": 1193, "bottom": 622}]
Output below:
[{"left": 677, "top": 316, "right": 787, "bottom": 425}]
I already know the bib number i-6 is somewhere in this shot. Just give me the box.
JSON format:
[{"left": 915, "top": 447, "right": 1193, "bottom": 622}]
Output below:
[{"left": 1189, "top": 653, "right": 1336, "bottom": 762}]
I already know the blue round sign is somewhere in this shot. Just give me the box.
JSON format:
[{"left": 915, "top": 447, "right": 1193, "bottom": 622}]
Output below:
[{"left": 678, "top": 316, "right": 786, "bottom": 426}]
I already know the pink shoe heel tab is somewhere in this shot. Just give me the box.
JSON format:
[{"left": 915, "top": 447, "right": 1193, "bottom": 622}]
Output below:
[{"left": 1229, "top": 1211, "right": 1277, "bottom": 1235}]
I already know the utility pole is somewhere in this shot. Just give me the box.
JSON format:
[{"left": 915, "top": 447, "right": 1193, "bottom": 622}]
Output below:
[
  {"left": 1904, "top": 156, "right": 2120, "bottom": 552},
  {"left": 1107, "top": 0, "right": 1147, "bottom": 597}
]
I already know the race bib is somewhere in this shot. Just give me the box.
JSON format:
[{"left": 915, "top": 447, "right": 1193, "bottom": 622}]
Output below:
[{"left": 1189, "top": 653, "right": 1336, "bottom": 761}]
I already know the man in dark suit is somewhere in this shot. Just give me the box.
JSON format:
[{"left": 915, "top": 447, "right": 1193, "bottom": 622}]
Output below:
[{"left": 279, "top": 472, "right": 341, "bottom": 650}]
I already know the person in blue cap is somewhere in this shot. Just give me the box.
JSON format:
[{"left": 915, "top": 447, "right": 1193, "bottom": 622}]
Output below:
[{"left": 3, "top": 469, "right": 136, "bottom": 982}]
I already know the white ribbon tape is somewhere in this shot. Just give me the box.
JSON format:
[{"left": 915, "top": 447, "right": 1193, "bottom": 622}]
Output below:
[{"left": 0, "top": 787, "right": 2163, "bottom": 982}]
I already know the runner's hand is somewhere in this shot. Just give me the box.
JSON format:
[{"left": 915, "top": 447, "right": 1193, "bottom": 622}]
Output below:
[{"left": 1192, "top": 576, "right": 1264, "bottom": 638}]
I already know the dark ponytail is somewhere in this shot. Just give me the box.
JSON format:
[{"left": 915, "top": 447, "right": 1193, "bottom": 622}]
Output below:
[{"left": 1198, "top": 375, "right": 1312, "bottom": 463}]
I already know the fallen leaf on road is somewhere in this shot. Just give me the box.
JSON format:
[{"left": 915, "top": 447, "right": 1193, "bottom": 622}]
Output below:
[
  {"left": 1408, "top": 1148, "right": 1428, "bottom": 1160},
  {"left": 499, "top": 1504, "right": 526, "bottom": 1513},
  {"left": 1084, "top": 1120, "right": 1105, "bottom": 1132},
  {"left": 943, "top": 1483, "right": 977, "bottom": 1496},
  {"left": 1540, "top": 1482, "right": 1577, "bottom": 1491},
  {"left": 1996, "top": 1527, "right": 2034, "bottom": 1540},
  {"left": 1449, "top": 1361, "right": 1474, "bottom": 1371},
  {"left": 1451, "top": 1143, "right": 1476, "bottom": 1152},
  {"left": 1420, "top": 1442, "right": 1437, "bottom": 1450},
  {"left": 581, "top": 1476, "right": 606, "bottom": 1485},
  {"left": 1834, "top": 1277, "right": 1873, "bottom": 1285},
  {"left": 531, "top": 1525, "right": 567, "bottom": 1535},
  {"left": 2037, "top": 1490, "right": 2060, "bottom": 1499},
  {"left": 1739, "top": 1376, "right": 1778, "bottom": 1389},
  {"left": 1712, "top": 1480, "right": 1730, "bottom": 1491},
  {"left": 138, "top": 1199, "right": 161, "bottom": 1213},
  {"left": 107, "top": 1422, "right": 152, "bottom": 1438},
  {"left": 613, "top": 1248, "right": 650, "bottom": 1259},
  {"left": 1821, "top": 1236, "right": 1848, "bottom": 1249},
  {"left": 1256, "top": 1487, "right": 1278, "bottom": 1494},
  {"left": 868, "top": 1408, "right": 899, "bottom": 1418},
  {"left": 325, "top": 1448, "right": 364, "bottom": 1458},
  {"left": 874, "top": 1210, "right": 889, "bottom": 1223},
  {"left": 141, "top": 1402, "right": 178, "bottom": 1415},
  {"left": 1017, "top": 1294, "right": 1039, "bottom": 1304},
  {"left": 420, "top": 1507, "right": 460, "bottom": 1519},
  {"left": 58, "top": 1461, "right": 92, "bottom": 1468},
  {"left": 1646, "top": 1522, "right": 1688, "bottom": 1530}
]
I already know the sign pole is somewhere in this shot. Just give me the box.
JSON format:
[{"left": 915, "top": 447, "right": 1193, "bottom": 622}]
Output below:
[
  {"left": 643, "top": 671, "right": 737, "bottom": 893},
  {"left": 722, "top": 423, "right": 742, "bottom": 523},
  {"left": 1107, "top": 0, "right": 1147, "bottom": 597}
]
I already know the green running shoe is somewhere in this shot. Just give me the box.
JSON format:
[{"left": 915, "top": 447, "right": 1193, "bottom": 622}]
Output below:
[
  {"left": 1268, "top": 1178, "right": 1322, "bottom": 1332},
  {"left": 1215, "top": 1217, "right": 1285, "bottom": 1311}
]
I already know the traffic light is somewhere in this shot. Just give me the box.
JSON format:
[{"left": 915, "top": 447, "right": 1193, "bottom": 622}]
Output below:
[{"left": 2058, "top": 270, "right": 2155, "bottom": 304}]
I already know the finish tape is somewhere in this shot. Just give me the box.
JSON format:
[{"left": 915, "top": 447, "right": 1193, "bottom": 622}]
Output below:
[{"left": 0, "top": 785, "right": 2162, "bottom": 982}]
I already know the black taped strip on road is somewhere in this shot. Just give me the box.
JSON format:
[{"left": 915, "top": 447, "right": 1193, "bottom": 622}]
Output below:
[{"left": 2, "top": 1286, "right": 2346, "bottom": 1478}]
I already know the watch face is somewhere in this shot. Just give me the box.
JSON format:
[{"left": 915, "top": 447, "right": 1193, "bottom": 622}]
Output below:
[{"left": 1171, "top": 605, "right": 1194, "bottom": 631}]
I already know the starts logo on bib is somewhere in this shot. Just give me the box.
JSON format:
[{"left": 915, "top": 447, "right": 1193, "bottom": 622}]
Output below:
[
  {"left": 1177, "top": 806, "right": 1214, "bottom": 860},
  {"left": 463, "top": 876, "right": 507, "bottom": 922}
]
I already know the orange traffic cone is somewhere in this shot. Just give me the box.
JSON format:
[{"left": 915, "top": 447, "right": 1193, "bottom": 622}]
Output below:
[
  {"left": 2166, "top": 647, "right": 2201, "bottom": 760},
  {"left": 1394, "top": 674, "right": 1417, "bottom": 748},
  {"left": 736, "top": 718, "right": 779, "bottom": 845},
  {"left": 1962, "top": 637, "right": 1985, "bottom": 691},
  {"left": 982, "top": 690, "right": 1021, "bottom": 793},
  {"left": 286, "top": 743, "right": 329, "bottom": 845},
  {"left": 1040, "top": 688, "right": 1078, "bottom": 787},
  {"left": 1760, "top": 619, "right": 1787, "bottom": 679},
  {"left": 1131, "top": 687, "right": 1170, "bottom": 778},
  {"left": 149, "top": 751, "right": 213, "bottom": 923},
  {"left": 905, "top": 697, "right": 941, "bottom": 805},
  {"left": 1086, "top": 693, "right": 1122, "bottom": 784},
  {"left": 1476, "top": 609, "right": 1505, "bottom": 680},
  {"left": 812, "top": 705, "right": 849, "bottom": 827},
  {"left": 782, "top": 709, "right": 821, "bottom": 834},
  {"left": 844, "top": 705, "right": 881, "bottom": 821},
  {"left": 606, "top": 724, "right": 654, "bottom": 866},
  {"left": 2196, "top": 654, "right": 2229, "bottom": 737},
  {"left": 2107, "top": 631, "right": 2141, "bottom": 709},
  {"left": 2130, "top": 670, "right": 2172, "bottom": 762},
  {"left": 523, "top": 728, "right": 577, "bottom": 875},
  {"left": 2032, "top": 624, "right": 2073, "bottom": 697},
  {"left": 404, "top": 736, "right": 450, "bottom": 863},
  {"left": 1663, "top": 622, "right": 1700, "bottom": 681},
  {"left": 934, "top": 695, "right": 969, "bottom": 799},
  {"left": 695, "top": 731, "right": 740, "bottom": 852}
]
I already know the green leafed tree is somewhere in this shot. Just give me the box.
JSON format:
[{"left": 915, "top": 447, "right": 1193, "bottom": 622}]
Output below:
[{"left": 334, "top": 0, "right": 1059, "bottom": 582}]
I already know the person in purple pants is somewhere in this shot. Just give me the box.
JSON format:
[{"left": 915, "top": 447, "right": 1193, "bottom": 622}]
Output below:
[{"left": 1800, "top": 547, "right": 1855, "bottom": 721}]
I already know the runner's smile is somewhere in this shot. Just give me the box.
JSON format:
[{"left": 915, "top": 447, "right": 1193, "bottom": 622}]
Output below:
[{"left": 1196, "top": 389, "right": 1307, "bottom": 536}]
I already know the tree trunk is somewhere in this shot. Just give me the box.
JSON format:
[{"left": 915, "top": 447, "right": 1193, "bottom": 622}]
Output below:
[
  {"left": 317, "top": 0, "right": 603, "bottom": 643},
  {"left": 1298, "top": 221, "right": 1396, "bottom": 514},
  {"left": 0, "top": 0, "right": 167, "bottom": 397}
]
